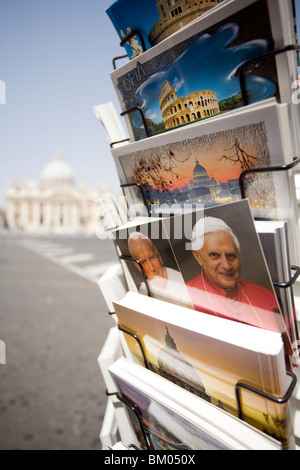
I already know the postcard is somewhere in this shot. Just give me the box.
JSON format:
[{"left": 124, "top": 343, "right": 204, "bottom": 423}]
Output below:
[
  {"left": 109, "top": 357, "right": 282, "bottom": 450},
  {"left": 112, "top": 100, "right": 300, "bottom": 264},
  {"left": 111, "top": 0, "right": 297, "bottom": 141},
  {"left": 112, "top": 200, "right": 293, "bottom": 358},
  {"left": 113, "top": 215, "right": 195, "bottom": 310},
  {"left": 113, "top": 292, "right": 295, "bottom": 449},
  {"left": 255, "top": 220, "right": 300, "bottom": 361},
  {"left": 106, "top": 0, "right": 223, "bottom": 60}
]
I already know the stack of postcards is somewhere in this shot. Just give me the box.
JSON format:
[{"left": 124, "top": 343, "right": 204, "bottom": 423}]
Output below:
[{"left": 96, "top": 0, "right": 300, "bottom": 452}]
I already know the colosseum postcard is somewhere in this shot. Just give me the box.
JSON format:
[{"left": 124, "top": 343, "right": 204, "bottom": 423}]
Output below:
[{"left": 111, "top": 0, "right": 295, "bottom": 141}]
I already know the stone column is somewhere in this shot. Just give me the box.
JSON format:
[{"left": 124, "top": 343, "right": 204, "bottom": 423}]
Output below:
[
  {"left": 54, "top": 204, "right": 61, "bottom": 231},
  {"left": 6, "top": 200, "right": 16, "bottom": 229},
  {"left": 63, "top": 203, "right": 69, "bottom": 229},
  {"left": 72, "top": 203, "right": 80, "bottom": 231},
  {"left": 32, "top": 201, "right": 41, "bottom": 231},
  {"left": 20, "top": 200, "right": 30, "bottom": 229}
]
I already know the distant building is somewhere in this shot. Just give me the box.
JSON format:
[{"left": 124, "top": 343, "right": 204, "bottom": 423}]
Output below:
[
  {"left": 159, "top": 80, "right": 220, "bottom": 130},
  {"left": 5, "top": 153, "right": 110, "bottom": 235},
  {"left": 149, "top": 0, "right": 221, "bottom": 46}
]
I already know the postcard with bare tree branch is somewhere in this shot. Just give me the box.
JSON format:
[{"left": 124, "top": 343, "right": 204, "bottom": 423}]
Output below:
[{"left": 112, "top": 100, "right": 300, "bottom": 264}]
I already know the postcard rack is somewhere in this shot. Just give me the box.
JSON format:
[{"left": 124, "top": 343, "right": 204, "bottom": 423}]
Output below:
[
  {"left": 109, "top": 380, "right": 298, "bottom": 451},
  {"left": 112, "top": 28, "right": 147, "bottom": 70},
  {"left": 120, "top": 107, "right": 151, "bottom": 138},
  {"left": 119, "top": 183, "right": 151, "bottom": 216},
  {"left": 109, "top": 138, "right": 130, "bottom": 148},
  {"left": 98, "top": 1, "right": 300, "bottom": 451},
  {"left": 235, "top": 371, "right": 297, "bottom": 422},
  {"left": 273, "top": 265, "right": 300, "bottom": 289},
  {"left": 118, "top": 255, "right": 151, "bottom": 297},
  {"left": 118, "top": 157, "right": 300, "bottom": 217},
  {"left": 112, "top": 54, "right": 128, "bottom": 71},
  {"left": 98, "top": 205, "right": 300, "bottom": 449},
  {"left": 120, "top": 29, "right": 147, "bottom": 53},
  {"left": 119, "top": 257, "right": 300, "bottom": 293},
  {"left": 238, "top": 44, "right": 300, "bottom": 106},
  {"left": 115, "top": 392, "right": 150, "bottom": 450},
  {"left": 117, "top": 254, "right": 300, "bottom": 305},
  {"left": 99, "top": 186, "right": 300, "bottom": 449},
  {"left": 238, "top": 155, "right": 300, "bottom": 290},
  {"left": 115, "top": 390, "right": 191, "bottom": 450},
  {"left": 113, "top": 44, "right": 300, "bottom": 142},
  {"left": 115, "top": 155, "right": 300, "bottom": 294},
  {"left": 117, "top": 324, "right": 297, "bottom": 426},
  {"left": 238, "top": 156, "right": 300, "bottom": 200},
  {"left": 101, "top": 386, "right": 145, "bottom": 450}
]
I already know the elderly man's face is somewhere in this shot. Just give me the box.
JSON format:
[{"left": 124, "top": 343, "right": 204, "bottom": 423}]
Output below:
[
  {"left": 129, "top": 238, "right": 165, "bottom": 281},
  {"left": 194, "top": 231, "right": 241, "bottom": 291}
]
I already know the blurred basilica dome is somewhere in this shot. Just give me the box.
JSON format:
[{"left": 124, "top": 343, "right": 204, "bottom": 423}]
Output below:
[
  {"left": 41, "top": 153, "right": 74, "bottom": 186},
  {"left": 6, "top": 152, "right": 110, "bottom": 235}
]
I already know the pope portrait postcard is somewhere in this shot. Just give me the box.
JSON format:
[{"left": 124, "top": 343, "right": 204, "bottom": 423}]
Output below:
[{"left": 112, "top": 199, "right": 294, "bottom": 360}]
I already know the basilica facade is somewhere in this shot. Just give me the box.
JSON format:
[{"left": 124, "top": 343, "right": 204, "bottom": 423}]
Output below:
[
  {"left": 143, "top": 158, "right": 240, "bottom": 207},
  {"left": 5, "top": 154, "right": 110, "bottom": 235}
]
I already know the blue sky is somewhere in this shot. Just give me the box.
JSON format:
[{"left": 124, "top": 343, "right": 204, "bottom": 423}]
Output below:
[
  {"left": 0, "top": 0, "right": 127, "bottom": 207},
  {"left": 0, "top": 0, "right": 300, "bottom": 209}
]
